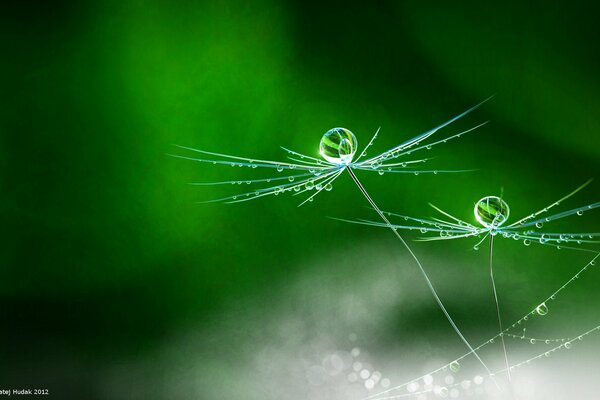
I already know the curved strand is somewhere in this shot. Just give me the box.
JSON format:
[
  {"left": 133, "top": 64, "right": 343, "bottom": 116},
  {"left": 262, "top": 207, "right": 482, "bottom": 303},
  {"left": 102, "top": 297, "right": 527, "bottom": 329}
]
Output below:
[
  {"left": 296, "top": 169, "right": 345, "bottom": 207},
  {"left": 514, "top": 202, "right": 600, "bottom": 229},
  {"left": 429, "top": 203, "right": 477, "bottom": 228},
  {"left": 508, "top": 179, "right": 594, "bottom": 227},
  {"left": 392, "top": 121, "right": 489, "bottom": 160},
  {"left": 360, "top": 97, "right": 492, "bottom": 166},
  {"left": 363, "top": 253, "right": 599, "bottom": 400},
  {"left": 354, "top": 127, "right": 381, "bottom": 163},
  {"left": 172, "top": 145, "right": 331, "bottom": 171},
  {"left": 280, "top": 146, "right": 326, "bottom": 165},
  {"left": 188, "top": 172, "right": 315, "bottom": 186}
]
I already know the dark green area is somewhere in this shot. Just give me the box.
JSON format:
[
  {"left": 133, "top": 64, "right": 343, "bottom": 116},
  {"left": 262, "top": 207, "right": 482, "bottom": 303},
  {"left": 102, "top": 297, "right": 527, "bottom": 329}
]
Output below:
[{"left": 1, "top": 1, "right": 599, "bottom": 398}]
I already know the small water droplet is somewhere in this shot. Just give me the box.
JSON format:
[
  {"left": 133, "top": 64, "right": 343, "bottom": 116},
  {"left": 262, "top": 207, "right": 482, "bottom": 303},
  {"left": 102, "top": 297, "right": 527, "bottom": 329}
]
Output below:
[
  {"left": 325, "top": 183, "right": 333, "bottom": 191},
  {"left": 564, "top": 341, "right": 572, "bottom": 349},
  {"left": 276, "top": 165, "right": 284, "bottom": 172},
  {"left": 449, "top": 361, "right": 460, "bottom": 373},
  {"left": 473, "top": 244, "right": 479, "bottom": 251},
  {"left": 413, "top": 171, "right": 419, "bottom": 176},
  {"left": 288, "top": 177, "right": 294, "bottom": 182},
  {"left": 536, "top": 303, "right": 548, "bottom": 316},
  {"left": 545, "top": 352, "right": 550, "bottom": 357},
  {"left": 305, "top": 181, "right": 315, "bottom": 190},
  {"left": 523, "top": 239, "right": 531, "bottom": 246},
  {"left": 536, "top": 222, "right": 544, "bottom": 228},
  {"left": 378, "top": 170, "right": 384, "bottom": 175},
  {"left": 577, "top": 210, "right": 584, "bottom": 216},
  {"left": 426, "top": 145, "right": 432, "bottom": 150},
  {"left": 530, "top": 339, "right": 536, "bottom": 344}
]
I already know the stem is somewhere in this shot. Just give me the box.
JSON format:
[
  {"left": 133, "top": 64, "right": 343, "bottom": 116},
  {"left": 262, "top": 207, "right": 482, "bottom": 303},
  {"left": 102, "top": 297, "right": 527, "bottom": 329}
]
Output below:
[
  {"left": 489, "top": 235, "right": 512, "bottom": 381},
  {"left": 346, "top": 167, "right": 498, "bottom": 388}
]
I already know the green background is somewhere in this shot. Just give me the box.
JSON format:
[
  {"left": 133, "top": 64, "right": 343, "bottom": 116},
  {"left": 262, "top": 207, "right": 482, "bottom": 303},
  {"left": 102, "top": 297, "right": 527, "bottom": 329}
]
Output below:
[{"left": 2, "top": 1, "right": 599, "bottom": 399}]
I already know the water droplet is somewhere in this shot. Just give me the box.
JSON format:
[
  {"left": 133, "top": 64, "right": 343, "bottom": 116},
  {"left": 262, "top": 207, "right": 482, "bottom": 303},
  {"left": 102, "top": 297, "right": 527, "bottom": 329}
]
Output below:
[
  {"left": 530, "top": 339, "right": 536, "bottom": 344},
  {"left": 288, "top": 177, "right": 295, "bottom": 182},
  {"left": 545, "top": 340, "right": 551, "bottom": 345},
  {"left": 545, "top": 351, "right": 550, "bottom": 357},
  {"left": 474, "top": 196, "right": 510, "bottom": 228},
  {"left": 293, "top": 186, "right": 301, "bottom": 192},
  {"left": 449, "top": 361, "right": 460, "bottom": 373},
  {"left": 536, "top": 222, "right": 544, "bottom": 228},
  {"left": 536, "top": 303, "right": 548, "bottom": 316},
  {"left": 473, "top": 244, "right": 479, "bottom": 251},
  {"left": 276, "top": 165, "right": 284, "bottom": 172},
  {"left": 325, "top": 183, "right": 333, "bottom": 191},
  {"left": 439, "top": 387, "right": 448, "bottom": 397},
  {"left": 591, "top": 260, "right": 596, "bottom": 266},
  {"left": 401, "top": 162, "right": 407, "bottom": 168},
  {"left": 378, "top": 170, "right": 384, "bottom": 175},
  {"left": 305, "top": 181, "right": 315, "bottom": 190},
  {"left": 523, "top": 239, "right": 531, "bottom": 246},
  {"left": 577, "top": 210, "right": 584, "bottom": 216},
  {"left": 320, "top": 128, "right": 357, "bottom": 164},
  {"left": 564, "top": 341, "right": 572, "bottom": 349},
  {"left": 426, "top": 145, "right": 432, "bottom": 150},
  {"left": 413, "top": 171, "right": 419, "bottom": 176},
  {"left": 420, "top": 228, "right": 427, "bottom": 234}
]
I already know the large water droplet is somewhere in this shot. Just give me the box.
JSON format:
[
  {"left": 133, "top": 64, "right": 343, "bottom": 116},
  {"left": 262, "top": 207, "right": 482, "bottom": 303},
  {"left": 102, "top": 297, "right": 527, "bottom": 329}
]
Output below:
[
  {"left": 536, "top": 302, "right": 548, "bottom": 316},
  {"left": 320, "top": 128, "right": 357, "bottom": 164},
  {"left": 474, "top": 196, "right": 510, "bottom": 228}
]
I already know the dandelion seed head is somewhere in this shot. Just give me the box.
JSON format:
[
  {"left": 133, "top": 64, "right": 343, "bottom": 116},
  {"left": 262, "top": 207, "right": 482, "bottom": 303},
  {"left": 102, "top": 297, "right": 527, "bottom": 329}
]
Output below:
[
  {"left": 319, "top": 127, "right": 357, "bottom": 165},
  {"left": 474, "top": 196, "right": 510, "bottom": 228}
]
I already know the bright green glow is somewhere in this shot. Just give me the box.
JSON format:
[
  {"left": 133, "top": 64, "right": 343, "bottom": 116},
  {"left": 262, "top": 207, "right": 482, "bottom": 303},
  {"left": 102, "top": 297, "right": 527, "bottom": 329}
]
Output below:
[
  {"left": 474, "top": 196, "right": 510, "bottom": 228},
  {"left": 319, "top": 127, "right": 357, "bottom": 164}
]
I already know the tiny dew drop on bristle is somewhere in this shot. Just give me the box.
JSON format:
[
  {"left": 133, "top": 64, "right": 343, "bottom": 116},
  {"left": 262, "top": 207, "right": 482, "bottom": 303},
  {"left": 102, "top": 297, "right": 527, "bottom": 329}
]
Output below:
[
  {"left": 473, "top": 244, "right": 479, "bottom": 251},
  {"left": 536, "top": 303, "right": 548, "bottom": 316},
  {"left": 564, "top": 341, "right": 572, "bottom": 349},
  {"left": 288, "top": 177, "right": 295, "bottom": 182},
  {"left": 319, "top": 127, "right": 357, "bottom": 164},
  {"left": 530, "top": 339, "right": 536, "bottom": 344},
  {"left": 577, "top": 210, "right": 584, "bottom": 216},
  {"left": 325, "top": 183, "right": 333, "bottom": 191},
  {"left": 276, "top": 165, "right": 283, "bottom": 172},
  {"left": 305, "top": 181, "right": 315, "bottom": 190},
  {"left": 536, "top": 222, "right": 544, "bottom": 228},
  {"left": 523, "top": 239, "right": 531, "bottom": 246}
]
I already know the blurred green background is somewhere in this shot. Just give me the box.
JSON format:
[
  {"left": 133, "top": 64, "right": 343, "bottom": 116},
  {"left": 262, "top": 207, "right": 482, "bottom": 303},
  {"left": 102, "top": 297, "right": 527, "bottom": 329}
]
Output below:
[{"left": 1, "top": 1, "right": 599, "bottom": 399}]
